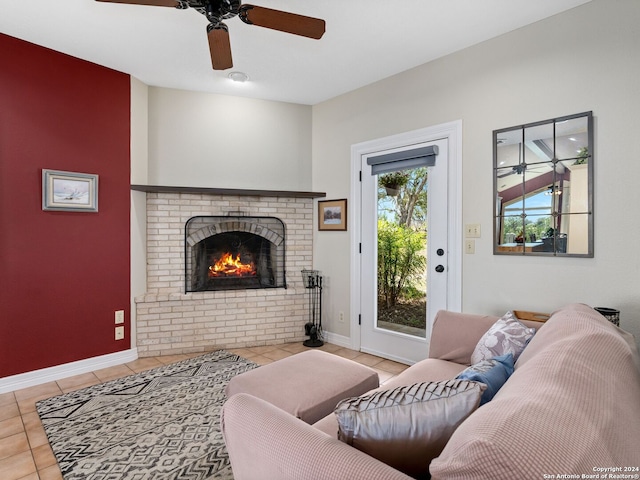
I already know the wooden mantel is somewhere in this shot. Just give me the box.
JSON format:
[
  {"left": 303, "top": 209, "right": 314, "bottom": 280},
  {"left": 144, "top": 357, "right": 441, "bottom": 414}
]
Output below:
[{"left": 131, "top": 184, "right": 326, "bottom": 199}]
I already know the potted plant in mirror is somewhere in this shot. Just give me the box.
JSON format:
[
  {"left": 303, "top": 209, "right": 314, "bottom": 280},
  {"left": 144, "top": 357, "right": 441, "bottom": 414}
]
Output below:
[
  {"left": 379, "top": 171, "right": 409, "bottom": 196},
  {"left": 573, "top": 147, "right": 589, "bottom": 165}
]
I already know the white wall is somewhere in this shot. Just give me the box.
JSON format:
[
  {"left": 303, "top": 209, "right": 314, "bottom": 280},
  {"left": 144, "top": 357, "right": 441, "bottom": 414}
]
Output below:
[
  {"left": 147, "top": 87, "right": 312, "bottom": 191},
  {"left": 312, "top": 0, "right": 640, "bottom": 344}
]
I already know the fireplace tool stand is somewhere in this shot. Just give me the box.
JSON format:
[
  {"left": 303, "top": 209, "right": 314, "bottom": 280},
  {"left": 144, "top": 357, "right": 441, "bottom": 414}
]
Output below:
[{"left": 301, "top": 269, "right": 323, "bottom": 347}]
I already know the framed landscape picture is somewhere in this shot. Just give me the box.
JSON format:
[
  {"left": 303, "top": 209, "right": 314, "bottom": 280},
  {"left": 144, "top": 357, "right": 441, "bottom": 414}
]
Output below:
[
  {"left": 42, "top": 169, "right": 99, "bottom": 212},
  {"left": 318, "top": 198, "right": 347, "bottom": 231}
]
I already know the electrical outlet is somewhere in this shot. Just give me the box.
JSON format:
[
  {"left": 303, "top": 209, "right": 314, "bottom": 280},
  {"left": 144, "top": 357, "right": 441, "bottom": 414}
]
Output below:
[
  {"left": 465, "top": 224, "right": 481, "bottom": 238},
  {"left": 115, "top": 310, "right": 125, "bottom": 324},
  {"left": 465, "top": 239, "right": 475, "bottom": 254},
  {"left": 115, "top": 326, "right": 125, "bottom": 340},
  {"left": 339, "top": 311, "right": 345, "bottom": 323}
]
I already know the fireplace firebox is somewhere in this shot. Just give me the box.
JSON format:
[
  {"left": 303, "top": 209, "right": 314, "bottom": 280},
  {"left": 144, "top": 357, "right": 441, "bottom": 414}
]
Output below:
[{"left": 185, "top": 215, "right": 287, "bottom": 292}]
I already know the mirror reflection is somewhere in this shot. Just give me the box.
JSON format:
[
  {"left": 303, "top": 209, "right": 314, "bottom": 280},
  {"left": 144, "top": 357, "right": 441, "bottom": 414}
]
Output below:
[{"left": 493, "top": 112, "right": 593, "bottom": 257}]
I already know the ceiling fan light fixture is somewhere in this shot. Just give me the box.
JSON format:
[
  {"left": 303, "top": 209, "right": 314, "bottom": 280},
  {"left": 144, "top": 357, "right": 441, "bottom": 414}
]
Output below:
[{"left": 228, "top": 71, "right": 249, "bottom": 82}]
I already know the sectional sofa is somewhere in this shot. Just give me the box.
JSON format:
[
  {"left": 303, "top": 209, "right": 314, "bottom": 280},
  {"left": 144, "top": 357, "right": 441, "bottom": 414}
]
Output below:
[{"left": 222, "top": 304, "right": 640, "bottom": 479}]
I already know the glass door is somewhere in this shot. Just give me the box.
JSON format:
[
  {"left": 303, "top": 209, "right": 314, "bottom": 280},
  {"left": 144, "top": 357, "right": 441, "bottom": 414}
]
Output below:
[{"left": 360, "top": 138, "right": 449, "bottom": 364}]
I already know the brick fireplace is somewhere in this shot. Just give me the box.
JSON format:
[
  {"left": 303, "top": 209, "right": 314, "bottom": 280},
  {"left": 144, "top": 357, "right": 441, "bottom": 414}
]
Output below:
[{"left": 134, "top": 187, "right": 321, "bottom": 357}]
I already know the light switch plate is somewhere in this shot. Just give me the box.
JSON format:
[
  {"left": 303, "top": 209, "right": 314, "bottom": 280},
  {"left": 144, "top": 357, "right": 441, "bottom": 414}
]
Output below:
[
  {"left": 465, "top": 224, "right": 481, "bottom": 238},
  {"left": 465, "top": 239, "right": 475, "bottom": 254}
]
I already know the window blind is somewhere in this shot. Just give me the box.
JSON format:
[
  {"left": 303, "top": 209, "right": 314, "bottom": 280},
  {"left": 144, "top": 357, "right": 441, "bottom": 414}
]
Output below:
[{"left": 367, "top": 145, "right": 438, "bottom": 175}]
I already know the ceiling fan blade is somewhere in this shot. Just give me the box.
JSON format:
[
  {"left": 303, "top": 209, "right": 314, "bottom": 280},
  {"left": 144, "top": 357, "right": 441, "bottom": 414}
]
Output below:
[
  {"left": 239, "top": 5, "right": 325, "bottom": 40},
  {"left": 95, "top": 0, "right": 179, "bottom": 6},
  {"left": 207, "top": 23, "right": 233, "bottom": 70}
]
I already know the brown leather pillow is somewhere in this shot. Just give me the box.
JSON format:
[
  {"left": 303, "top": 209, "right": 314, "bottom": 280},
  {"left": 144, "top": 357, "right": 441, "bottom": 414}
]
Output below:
[{"left": 334, "top": 379, "right": 485, "bottom": 479}]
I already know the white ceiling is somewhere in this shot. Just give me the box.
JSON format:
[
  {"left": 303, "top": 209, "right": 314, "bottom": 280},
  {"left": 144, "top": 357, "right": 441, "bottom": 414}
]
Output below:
[{"left": 1, "top": 0, "right": 591, "bottom": 105}]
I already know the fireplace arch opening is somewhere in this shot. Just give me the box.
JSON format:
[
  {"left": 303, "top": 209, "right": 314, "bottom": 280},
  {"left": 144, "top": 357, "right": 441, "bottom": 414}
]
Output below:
[{"left": 185, "top": 215, "right": 286, "bottom": 292}]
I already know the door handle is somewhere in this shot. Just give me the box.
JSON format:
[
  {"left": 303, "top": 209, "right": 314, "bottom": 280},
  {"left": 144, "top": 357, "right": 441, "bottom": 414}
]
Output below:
[{"left": 435, "top": 265, "right": 445, "bottom": 273}]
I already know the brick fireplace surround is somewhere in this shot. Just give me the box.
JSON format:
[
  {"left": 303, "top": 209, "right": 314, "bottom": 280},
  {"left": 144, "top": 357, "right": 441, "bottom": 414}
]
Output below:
[{"left": 134, "top": 187, "right": 322, "bottom": 357}]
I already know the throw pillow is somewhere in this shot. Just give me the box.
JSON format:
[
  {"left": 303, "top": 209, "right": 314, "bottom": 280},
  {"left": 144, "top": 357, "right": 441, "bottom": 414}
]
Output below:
[
  {"left": 470, "top": 311, "right": 536, "bottom": 364},
  {"left": 456, "top": 353, "right": 514, "bottom": 405},
  {"left": 334, "top": 379, "right": 485, "bottom": 479}
]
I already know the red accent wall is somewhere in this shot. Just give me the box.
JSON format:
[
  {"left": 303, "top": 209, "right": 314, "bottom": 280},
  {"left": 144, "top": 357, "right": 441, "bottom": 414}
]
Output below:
[{"left": 0, "top": 34, "right": 131, "bottom": 378}]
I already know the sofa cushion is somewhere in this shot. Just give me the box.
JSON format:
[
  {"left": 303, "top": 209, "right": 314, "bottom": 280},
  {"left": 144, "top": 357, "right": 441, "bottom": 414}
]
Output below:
[
  {"left": 430, "top": 304, "right": 640, "bottom": 479},
  {"left": 456, "top": 353, "right": 514, "bottom": 405},
  {"left": 381, "top": 358, "right": 468, "bottom": 391},
  {"left": 470, "top": 311, "right": 536, "bottom": 364},
  {"left": 334, "top": 379, "right": 485, "bottom": 479},
  {"left": 428, "top": 311, "right": 500, "bottom": 364}
]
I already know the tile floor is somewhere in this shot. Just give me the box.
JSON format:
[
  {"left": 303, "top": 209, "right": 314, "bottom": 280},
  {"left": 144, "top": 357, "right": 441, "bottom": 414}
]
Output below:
[{"left": 0, "top": 342, "right": 408, "bottom": 480}]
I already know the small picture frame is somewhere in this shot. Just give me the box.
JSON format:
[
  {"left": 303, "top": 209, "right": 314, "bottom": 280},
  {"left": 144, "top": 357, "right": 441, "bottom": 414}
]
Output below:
[
  {"left": 42, "top": 169, "right": 99, "bottom": 212},
  {"left": 318, "top": 199, "right": 347, "bottom": 231}
]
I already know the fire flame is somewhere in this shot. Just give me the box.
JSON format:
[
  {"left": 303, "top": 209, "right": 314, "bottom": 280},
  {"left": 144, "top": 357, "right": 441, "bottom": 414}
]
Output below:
[{"left": 208, "top": 252, "right": 256, "bottom": 277}]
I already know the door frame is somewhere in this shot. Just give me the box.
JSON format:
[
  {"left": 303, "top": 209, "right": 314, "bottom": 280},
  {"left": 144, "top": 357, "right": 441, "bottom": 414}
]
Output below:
[{"left": 349, "top": 120, "right": 463, "bottom": 359}]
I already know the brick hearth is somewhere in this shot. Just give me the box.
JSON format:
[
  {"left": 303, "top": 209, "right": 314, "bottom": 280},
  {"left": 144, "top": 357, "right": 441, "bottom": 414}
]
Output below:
[{"left": 135, "top": 192, "right": 314, "bottom": 357}]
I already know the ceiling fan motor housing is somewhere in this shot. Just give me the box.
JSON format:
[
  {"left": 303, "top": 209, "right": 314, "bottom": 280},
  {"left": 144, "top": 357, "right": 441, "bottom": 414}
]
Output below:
[{"left": 196, "top": 0, "right": 241, "bottom": 21}]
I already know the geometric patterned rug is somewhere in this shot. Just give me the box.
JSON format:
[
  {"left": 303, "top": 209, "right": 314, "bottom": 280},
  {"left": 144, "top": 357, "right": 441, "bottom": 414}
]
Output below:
[{"left": 36, "top": 350, "right": 258, "bottom": 480}]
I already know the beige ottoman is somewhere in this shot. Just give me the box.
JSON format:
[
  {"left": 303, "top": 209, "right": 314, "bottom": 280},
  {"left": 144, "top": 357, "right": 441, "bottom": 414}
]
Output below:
[{"left": 226, "top": 349, "right": 379, "bottom": 424}]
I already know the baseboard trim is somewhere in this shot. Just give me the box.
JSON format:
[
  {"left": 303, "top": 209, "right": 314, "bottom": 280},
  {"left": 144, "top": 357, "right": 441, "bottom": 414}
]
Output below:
[
  {"left": 322, "top": 331, "right": 351, "bottom": 349},
  {"left": 0, "top": 349, "right": 139, "bottom": 394},
  {"left": 359, "top": 346, "right": 415, "bottom": 366}
]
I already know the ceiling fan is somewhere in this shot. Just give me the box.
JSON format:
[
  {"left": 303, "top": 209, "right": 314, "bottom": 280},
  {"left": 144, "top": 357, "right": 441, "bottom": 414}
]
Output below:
[
  {"left": 497, "top": 163, "right": 528, "bottom": 178},
  {"left": 497, "top": 160, "right": 565, "bottom": 179},
  {"left": 95, "top": 0, "right": 326, "bottom": 70}
]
